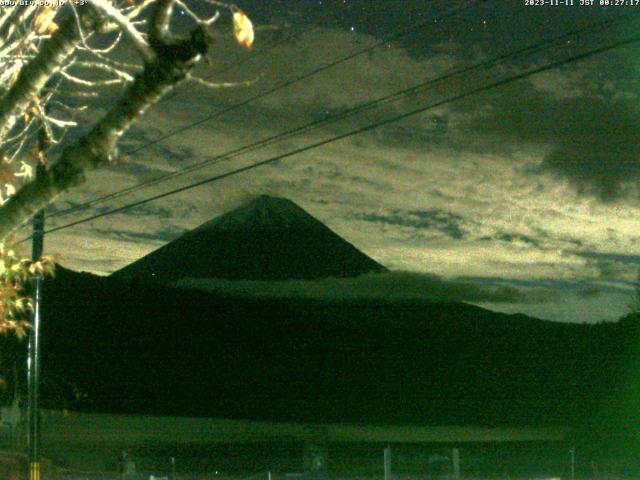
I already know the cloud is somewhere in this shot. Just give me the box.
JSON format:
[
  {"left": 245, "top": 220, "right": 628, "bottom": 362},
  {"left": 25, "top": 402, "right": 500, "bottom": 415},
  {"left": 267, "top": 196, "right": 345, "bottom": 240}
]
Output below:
[
  {"left": 175, "top": 271, "right": 554, "bottom": 305},
  {"left": 537, "top": 99, "right": 640, "bottom": 202},
  {"left": 478, "top": 232, "right": 543, "bottom": 249},
  {"left": 198, "top": 27, "right": 457, "bottom": 143},
  {"left": 576, "top": 286, "right": 603, "bottom": 300},
  {"left": 91, "top": 225, "right": 184, "bottom": 243},
  {"left": 572, "top": 251, "right": 640, "bottom": 282},
  {"left": 354, "top": 209, "right": 467, "bottom": 239},
  {"left": 452, "top": 54, "right": 640, "bottom": 203}
]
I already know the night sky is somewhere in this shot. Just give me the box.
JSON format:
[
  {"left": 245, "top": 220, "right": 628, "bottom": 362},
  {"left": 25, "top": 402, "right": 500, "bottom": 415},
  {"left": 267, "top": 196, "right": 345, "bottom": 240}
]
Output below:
[{"left": 26, "top": 0, "right": 640, "bottom": 323}]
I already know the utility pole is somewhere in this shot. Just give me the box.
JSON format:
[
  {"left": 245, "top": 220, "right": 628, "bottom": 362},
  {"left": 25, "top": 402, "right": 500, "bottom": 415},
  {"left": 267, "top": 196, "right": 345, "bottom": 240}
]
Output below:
[{"left": 27, "top": 121, "right": 48, "bottom": 480}]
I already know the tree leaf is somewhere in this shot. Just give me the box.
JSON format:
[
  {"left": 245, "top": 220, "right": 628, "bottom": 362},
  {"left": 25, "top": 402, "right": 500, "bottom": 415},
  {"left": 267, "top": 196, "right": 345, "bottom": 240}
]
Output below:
[
  {"left": 233, "top": 11, "right": 254, "bottom": 49},
  {"left": 34, "top": 7, "right": 58, "bottom": 35}
]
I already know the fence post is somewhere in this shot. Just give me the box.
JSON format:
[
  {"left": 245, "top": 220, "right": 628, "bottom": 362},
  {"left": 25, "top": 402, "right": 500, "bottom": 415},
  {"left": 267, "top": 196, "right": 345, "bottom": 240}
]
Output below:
[
  {"left": 384, "top": 447, "right": 392, "bottom": 480},
  {"left": 452, "top": 448, "right": 460, "bottom": 480}
]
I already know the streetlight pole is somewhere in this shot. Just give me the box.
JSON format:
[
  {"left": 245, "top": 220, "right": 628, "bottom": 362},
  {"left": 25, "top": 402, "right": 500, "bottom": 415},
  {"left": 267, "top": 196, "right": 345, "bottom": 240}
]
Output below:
[{"left": 27, "top": 126, "right": 47, "bottom": 480}]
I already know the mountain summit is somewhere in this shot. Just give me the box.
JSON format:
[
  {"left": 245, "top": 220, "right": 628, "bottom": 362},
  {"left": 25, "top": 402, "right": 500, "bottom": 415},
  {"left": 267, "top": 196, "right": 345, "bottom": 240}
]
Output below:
[{"left": 112, "top": 195, "right": 387, "bottom": 282}]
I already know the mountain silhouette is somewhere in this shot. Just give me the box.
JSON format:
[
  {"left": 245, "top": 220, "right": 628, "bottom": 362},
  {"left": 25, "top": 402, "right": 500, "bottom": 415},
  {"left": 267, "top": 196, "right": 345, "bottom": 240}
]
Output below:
[
  {"left": 34, "top": 266, "right": 640, "bottom": 442},
  {"left": 112, "top": 195, "right": 387, "bottom": 282}
]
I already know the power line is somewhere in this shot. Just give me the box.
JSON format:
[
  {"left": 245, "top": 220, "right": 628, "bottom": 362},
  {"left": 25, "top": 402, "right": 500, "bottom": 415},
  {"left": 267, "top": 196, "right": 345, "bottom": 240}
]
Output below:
[
  {"left": 36, "top": 34, "right": 640, "bottom": 239},
  {"left": 123, "top": 0, "right": 482, "bottom": 153},
  {"left": 46, "top": 0, "right": 483, "bottom": 211},
  {"left": 165, "top": 1, "right": 370, "bottom": 104},
  {"left": 46, "top": 9, "right": 629, "bottom": 221},
  {"left": 182, "top": 0, "right": 390, "bottom": 87},
  {"left": 161, "top": 25, "right": 324, "bottom": 105}
]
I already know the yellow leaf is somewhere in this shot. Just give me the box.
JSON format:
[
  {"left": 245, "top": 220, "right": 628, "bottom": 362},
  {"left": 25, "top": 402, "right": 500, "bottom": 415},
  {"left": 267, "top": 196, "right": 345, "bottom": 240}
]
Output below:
[
  {"left": 34, "top": 6, "right": 58, "bottom": 34},
  {"left": 233, "top": 11, "right": 254, "bottom": 49}
]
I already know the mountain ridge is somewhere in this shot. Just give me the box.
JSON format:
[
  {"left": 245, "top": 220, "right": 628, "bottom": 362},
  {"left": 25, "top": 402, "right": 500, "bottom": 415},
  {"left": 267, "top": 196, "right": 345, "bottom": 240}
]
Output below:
[
  {"left": 112, "top": 195, "right": 387, "bottom": 282},
  {"left": 34, "top": 265, "right": 640, "bottom": 432}
]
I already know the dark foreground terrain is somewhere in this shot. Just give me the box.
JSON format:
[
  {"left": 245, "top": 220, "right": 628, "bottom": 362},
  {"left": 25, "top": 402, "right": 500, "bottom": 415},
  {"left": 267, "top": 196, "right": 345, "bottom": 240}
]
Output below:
[{"left": 11, "top": 266, "right": 636, "bottom": 454}]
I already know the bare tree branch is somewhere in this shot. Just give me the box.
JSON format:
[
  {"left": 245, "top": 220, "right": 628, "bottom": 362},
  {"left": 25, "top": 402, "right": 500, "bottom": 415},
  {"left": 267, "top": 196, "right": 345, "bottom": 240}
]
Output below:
[
  {"left": 175, "top": 0, "right": 220, "bottom": 26},
  {"left": 0, "top": 26, "right": 211, "bottom": 239},
  {"left": 59, "top": 70, "right": 128, "bottom": 87},
  {"left": 88, "top": 0, "right": 156, "bottom": 63},
  {"left": 151, "top": 0, "right": 175, "bottom": 44},
  {"left": 0, "top": 5, "right": 38, "bottom": 49},
  {"left": 0, "top": 8, "right": 103, "bottom": 141},
  {"left": 186, "top": 73, "right": 260, "bottom": 89},
  {"left": 124, "top": 0, "right": 157, "bottom": 20}
]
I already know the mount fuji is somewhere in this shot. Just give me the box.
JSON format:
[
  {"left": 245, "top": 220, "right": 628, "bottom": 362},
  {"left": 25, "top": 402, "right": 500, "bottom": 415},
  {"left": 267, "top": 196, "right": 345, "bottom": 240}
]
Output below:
[{"left": 112, "top": 195, "right": 387, "bottom": 282}]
